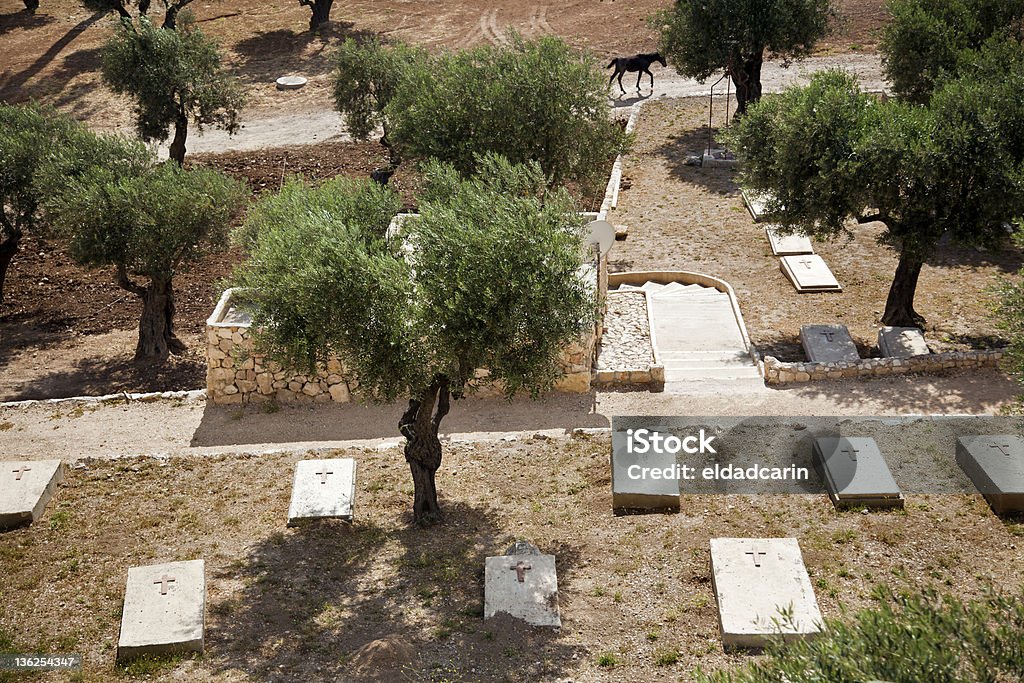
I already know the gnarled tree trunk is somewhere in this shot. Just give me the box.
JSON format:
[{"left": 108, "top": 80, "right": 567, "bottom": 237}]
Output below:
[
  {"left": 399, "top": 376, "right": 451, "bottom": 522},
  {"left": 881, "top": 252, "right": 925, "bottom": 327},
  {"left": 22, "top": 0, "right": 39, "bottom": 13},
  {"left": 303, "top": 0, "right": 334, "bottom": 31},
  {"left": 117, "top": 268, "right": 186, "bottom": 361},
  {"left": 0, "top": 230, "right": 22, "bottom": 306},
  {"left": 161, "top": 0, "right": 193, "bottom": 30},
  {"left": 730, "top": 50, "right": 764, "bottom": 116},
  {"left": 168, "top": 106, "right": 188, "bottom": 165}
]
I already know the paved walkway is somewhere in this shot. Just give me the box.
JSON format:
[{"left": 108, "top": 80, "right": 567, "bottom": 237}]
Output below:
[{"left": 616, "top": 282, "right": 764, "bottom": 394}]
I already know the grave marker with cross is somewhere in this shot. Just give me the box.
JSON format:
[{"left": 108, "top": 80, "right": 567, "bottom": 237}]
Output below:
[
  {"left": 315, "top": 467, "right": 333, "bottom": 484},
  {"left": 800, "top": 259, "right": 815, "bottom": 270},
  {"left": 989, "top": 443, "right": 1012, "bottom": 457},
  {"left": 820, "top": 331, "right": 835, "bottom": 342},
  {"left": 11, "top": 465, "right": 31, "bottom": 481},
  {"left": 840, "top": 446, "right": 859, "bottom": 462}
]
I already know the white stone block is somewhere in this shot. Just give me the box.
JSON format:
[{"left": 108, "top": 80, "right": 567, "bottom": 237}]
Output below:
[
  {"left": 0, "top": 460, "right": 64, "bottom": 530},
  {"left": 287, "top": 458, "right": 356, "bottom": 525},
  {"left": 484, "top": 543, "right": 560, "bottom": 627},
  {"left": 117, "top": 559, "right": 205, "bottom": 662}
]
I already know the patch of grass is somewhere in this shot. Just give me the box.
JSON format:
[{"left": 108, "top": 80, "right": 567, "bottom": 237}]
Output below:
[
  {"left": 831, "top": 529, "right": 857, "bottom": 545},
  {"left": 654, "top": 647, "right": 681, "bottom": 666},
  {"left": 119, "top": 653, "right": 188, "bottom": 676},
  {"left": 0, "top": 421, "right": 14, "bottom": 431},
  {"left": 597, "top": 652, "right": 620, "bottom": 667},
  {"left": 49, "top": 509, "right": 72, "bottom": 531},
  {"left": 646, "top": 628, "right": 660, "bottom": 642}
]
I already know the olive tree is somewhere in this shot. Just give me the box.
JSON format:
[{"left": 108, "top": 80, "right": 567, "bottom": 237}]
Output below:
[
  {"left": 332, "top": 35, "right": 627, "bottom": 194},
  {"left": 0, "top": 104, "right": 83, "bottom": 306},
  {"left": 654, "top": 0, "right": 834, "bottom": 115},
  {"left": 83, "top": 0, "right": 195, "bottom": 28},
  {"left": 45, "top": 156, "right": 247, "bottom": 360},
  {"left": 729, "top": 52, "right": 1024, "bottom": 326},
  {"left": 882, "top": 0, "right": 1024, "bottom": 105},
  {"left": 231, "top": 155, "right": 596, "bottom": 521},
  {"left": 102, "top": 15, "right": 244, "bottom": 164}
]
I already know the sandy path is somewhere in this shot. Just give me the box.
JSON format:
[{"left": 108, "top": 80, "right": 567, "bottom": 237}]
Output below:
[
  {"left": 0, "top": 367, "right": 1016, "bottom": 460},
  {"left": 128, "top": 53, "right": 885, "bottom": 157}
]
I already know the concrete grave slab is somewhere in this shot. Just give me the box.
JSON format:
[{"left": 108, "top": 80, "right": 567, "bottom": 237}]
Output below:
[
  {"left": 287, "top": 458, "right": 356, "bottom": 526},
  {"left": 742, "top": 189, "right": 774, "bottom": 222},
  {"left": 800, "top": 325, "right": 860, "bottom": 363},
  {"left": 610, "top": 429, "right": 680, "bottom": 513},
  {"left": 117, "top": 559, "right": 205, "bottom": 663},
  {"left": 710, "top": 537, "right": 822, "bottom": 650},
  {"left": 956, "top": 436, "right": 1024, "bottom": 515},
  {"left": 0, "top": 460, "right": 65, "bottom": 530},
  {"left": 813, "top": 437, "right": 904, "bottom": 509},
  {"left": 484, "top": 542, "right": 560, "bottom": 627},
  {"left": 702, "top": 148, "right": 739, "bottom": 168},
  {"left": 878, "top": 326, "right": 929, "bottom": 359},
  {"left": 765, "top": 226, "right": 814, "bottom": 256},
  {"left": 781, "top": 255, "right": 842, "bottom": 292}
]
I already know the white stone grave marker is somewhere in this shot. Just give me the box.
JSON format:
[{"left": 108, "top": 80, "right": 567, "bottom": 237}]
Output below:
[
  {"left": 877, "top": 326, "right": 929, "bottom": 358},
  {"left": 484, "top": 541, "right": 560, "bottom": 627},
  {"left": 742, "top": 189, "right": 776, "bottom": 222},
  {"left": 610, "top": 429, "right": 679, "bottom": 512},
  {"left": 765, "top": 226, "right": 813, "bottom": 256},
  {"left": 956, "top": 436, "right": 1024, "bottom": 515},
  {"left": 813, "top": 437, "right": 904, "bottom": 509},
  {"left": 780, "top": 255, "right": 842, "bottom": 292},
  {"left": 0, "top": 460, "right": 64, "bottom": 530},
  {"left": 288, "top": 458, "right": 356, "bottom": 526},
  {"left": 117, "top": 559, "right": 205, "bottom": 663},
  {"left": 710, "top": 537, "right": 822, "bottom": 650},
  {"left": 800, "top": 325, "right": 860, "bottom": 363}
]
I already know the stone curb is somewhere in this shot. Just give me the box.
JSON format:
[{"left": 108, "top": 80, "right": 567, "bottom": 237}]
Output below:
[
  {"left": 1, "top": 389, "right": 207, "bottom": 409},
  {"left": 763, "top": 349, "right": 1006, "bottom": 384}
]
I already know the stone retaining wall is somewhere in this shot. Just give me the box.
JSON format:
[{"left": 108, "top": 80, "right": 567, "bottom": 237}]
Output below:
[{"left": 762, "top": 349, "right": 1005, "bottom": 385}]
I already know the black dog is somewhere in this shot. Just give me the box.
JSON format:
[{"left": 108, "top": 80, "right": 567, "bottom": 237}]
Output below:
[{"left": 607, "top": 52, "right": 667, "bottom": 94}]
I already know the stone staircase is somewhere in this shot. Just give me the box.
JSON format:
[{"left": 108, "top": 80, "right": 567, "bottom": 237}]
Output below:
[{"left": 615, "top": 282, "right": 765, "bottom": 393}]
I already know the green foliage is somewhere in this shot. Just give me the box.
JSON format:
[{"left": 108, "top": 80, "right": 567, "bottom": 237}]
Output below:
[
  {"left": 697, "top": 585, "right": 1024, "bottom": 682},
  {"left": 0, "top": 103, "right": 82, "bottom": 240},
  {"left": 332, "top": 37, "right": 426, "bottom": 140},
  {"left": 881, "top": 0, "right": 1024, "bottom": 104},
  {"left": 232, "top": 154, "right": 595, "bottom": 403},
  {"left": 654, "top": 0, "right": 834, "bottom": 80},
  {"left": 45, "top": 159, "right": 247, "bottom": 283},
  {"left": 101, "top": 15, "right": 244, "bottom": 145},
  {"left": 332, "top": 35, "right": 627, "bottom": 193}
]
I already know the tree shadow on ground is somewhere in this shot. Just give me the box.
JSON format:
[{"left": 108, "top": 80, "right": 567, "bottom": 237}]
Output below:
[
  {"left": 231, "top": 22, "right": 375, "bottom": 85},
  {"left": 0, "top": 11, "right": 104, "bottom": 100},
  {"left": 190, "top": 392, "right": 609, "bottom": 447},
  {"left": 767, "top": 367, "right": 1020, "bottom": 413},
  {"left": 208, "top": 501, "right": 584, "bottom": 681},
  {"left": 655, "top": 124, "right": 741, "bottom": 196},
  {"left": 0, "top": 311, "right": 77, "bottom": 372},
  {"left": 3, "top": 352, "right": 204, "bottom": 401},
  {"left": 0, "top": 8, "right": 57, "bottom": 33}
]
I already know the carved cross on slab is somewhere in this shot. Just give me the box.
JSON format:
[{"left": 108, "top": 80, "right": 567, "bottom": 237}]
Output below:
[
  {"left": 315, "top": 468, "right": 333, "bottom": 484},
  {"left": 745, "top": 550, "right": 767, "bottom": 567},
  {"left": 800, "top": 259, "right": 815, "bottom": 270},
  {"left": 840, "top": 447, "right": 859, "bottom": 462},
  {"left": 819, "top": 332, "right": 835, "bottom": 342},
  {"left": 989, "top": 443, "right": 1012, "bottom": 457},
  {"left": 509, "top": 561, "right": 532, "bottom": 583},
  {"left": 11, "top": 466, "right": 31, "bottom": 481},
  {"left": 153, "top": 575, "right": 176, "bottom": 595}
]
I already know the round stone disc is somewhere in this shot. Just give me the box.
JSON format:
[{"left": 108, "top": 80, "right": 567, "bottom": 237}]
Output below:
[{"left": 276, "top": 76, "right": 308, "bottom": 90}]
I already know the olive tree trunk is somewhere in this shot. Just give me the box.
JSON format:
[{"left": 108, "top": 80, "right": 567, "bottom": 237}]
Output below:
[
  {"left": 730, "top": 50, "right": 764, "bottom": 116},
  {"left": 22, "top": 0, "right": 39, "bottom": 13},
  {"left": 399, "top": 376, "right": 451, "bottom": 522},
  {"left": 881, "top": 252, "right": 925, "bottom": 327},
  {"left": 300, "top": 0, "right": 334, "bottom": 31},
  {"left": 168, "top": 106, "right": 188, "bottom": 165},
  {"left": 116, "top": 268, "right": 186, "bottom": 361},
  {"left": 161, "top": 0, "right": 193, "bottom": 30},
  {"left": 0, "top": 230, "right": 21, "bottom": 306}
]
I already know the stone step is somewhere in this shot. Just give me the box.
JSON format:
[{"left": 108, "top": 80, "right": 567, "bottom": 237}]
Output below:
[
  {"left": 664, "top": 366, "right": 763, "bottom": 380},
  {"left": 640, "top": 281, "right": 665, "bottom": 292},
  {"left": 663, "top": 377, "right": 768, "bottom": 394}
]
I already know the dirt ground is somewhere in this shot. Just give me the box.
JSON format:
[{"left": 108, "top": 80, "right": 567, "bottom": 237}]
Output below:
[
  {"left": 0, "top": 432, "right": 1021, "bottom": 682},
  {"left": 608, "top": 97, "right": 1022, "bottom": 361}
]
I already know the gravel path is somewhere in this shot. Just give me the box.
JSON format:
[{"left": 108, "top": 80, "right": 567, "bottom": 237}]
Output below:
[{"left": 595, "top": 292, "right": 653, "bottom": 372}]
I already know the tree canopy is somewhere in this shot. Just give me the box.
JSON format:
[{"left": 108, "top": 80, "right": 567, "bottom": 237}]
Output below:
[
  {"left": 232, "top": 155, "right": 596, "bottom": 520},
  {"left": 332, "top": 35, "right": 627, "bottom": 195},
  {"left": 44, "top": 150, "right": 247, "bottom": 360},
  {"left": 881, "top": 0, "right": 1024, "bottom": 104},
  {"left": 655, "top": 0, "right": 834, "bottom": 114},
  {"left": 102, "top": 15, "right": 244, "bottom": 164},
  {"left": 728, "top": 47, "right": 1024, "bottom": 326}
]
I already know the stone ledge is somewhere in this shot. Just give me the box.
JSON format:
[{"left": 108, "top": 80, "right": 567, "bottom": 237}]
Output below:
[{"left": 763, "top": 349, "right": 1005, "bottom": 385}]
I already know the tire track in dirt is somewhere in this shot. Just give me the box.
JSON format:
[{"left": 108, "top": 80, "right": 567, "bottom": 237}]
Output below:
[{"left": 528, "top": 6, "right": 553, "bottom": 35}]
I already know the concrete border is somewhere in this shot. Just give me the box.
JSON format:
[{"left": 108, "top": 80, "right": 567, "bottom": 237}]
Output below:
[
  {"left": 608, "top": 271, "right": 761, "bottom": 378},
  {"left": 599, "top": 101, "right": 646, "bottom": 220},
  {"left": 1, "top": 389, "right": 206, "bottom": 409},
  {"left": 763, "top": 349, "right": 1005, "bottom": 384}
]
